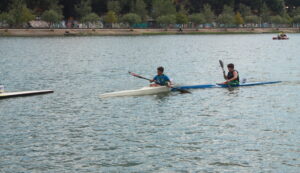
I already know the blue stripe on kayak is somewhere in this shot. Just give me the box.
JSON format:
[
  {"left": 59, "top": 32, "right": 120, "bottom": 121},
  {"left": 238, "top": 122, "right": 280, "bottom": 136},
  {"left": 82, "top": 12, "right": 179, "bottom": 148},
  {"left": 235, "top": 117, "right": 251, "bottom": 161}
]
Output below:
[{"left": 172, "top": 81, "right": 281, "bottom": 91}]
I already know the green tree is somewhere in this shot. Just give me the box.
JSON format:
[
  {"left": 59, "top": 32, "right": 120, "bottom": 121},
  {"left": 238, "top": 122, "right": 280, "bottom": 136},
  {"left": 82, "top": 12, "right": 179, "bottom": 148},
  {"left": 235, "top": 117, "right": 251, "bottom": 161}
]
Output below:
[
  {"left": 0, "top": 12, "right": 14, "bottom": 27},
  {"left": 245, "top": 15, "right": 260, "bottom": 24},
  {"left": 131, "top": 0, "right": 147, "bottom": 21},
  {"left": 270, "top": 15, "right": 284, "bottom": 25},
  {"left": 8, "top": 0, "right": 35, "bottom": 28},
  {"left": 202, "top": 4, "right": 214, "bottom": 24},
  {"left": 260, "top": 3, "right": 271, "bottom": 23},
  {"left": 107, "top": 0, "right": 121, "bottom": 14},
  {"left": 49, "top": 0, "right": 63, "bottom": 15},
  {"left": 239, "top": 4, "right": 252, "bottom": 18},
  {"left": 75, "top": 0, "right": 92, "bottom": 19},
  {"left": 245, "top": 15, "right": 260, "bottom": 27},
  {"left": 122, "top": 13, "right": 141, "bottom": 29},
  {"left": 217, "top": 5, "right": 235, "bottom": 27},
  {"left": 189, "top": 13, "right": 205, "bottom": 30},
  {"left": 176, "top": 12, "right": 188, "bottom": 26},
  {"left": 290, "top": 7, "right": 300, "bottom": 17},
  {"left": 293, "top": 15, "right": 300, "bottom": 24},
  {"left": 157, "top": 15, "right": 176, "bottom": 30},
  {"left": 234, "top": 12, "right": 244, "bottom": 26},
  {"left": 81, "top": 13, "right": 100, "bottom": 28},
  {"left": 152, "top": 0, "right": 176, "bottom": 19},
  {"left": 103, "top": 10, "right": 118, "bottom": 27},
  {"left": 41, "top": 9, "right": 63, "bottom": 28}
]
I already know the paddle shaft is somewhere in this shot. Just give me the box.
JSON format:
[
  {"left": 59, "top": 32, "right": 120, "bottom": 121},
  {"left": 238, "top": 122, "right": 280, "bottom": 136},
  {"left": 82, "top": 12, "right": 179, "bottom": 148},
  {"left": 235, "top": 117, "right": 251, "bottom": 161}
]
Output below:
[{"left": 128, "top": 72, "right": 190, "bottom": 93}]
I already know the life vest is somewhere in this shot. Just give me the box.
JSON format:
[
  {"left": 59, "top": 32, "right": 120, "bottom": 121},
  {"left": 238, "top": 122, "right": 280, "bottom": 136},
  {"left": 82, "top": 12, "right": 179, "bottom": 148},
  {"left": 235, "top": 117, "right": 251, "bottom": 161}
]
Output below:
[{"left": 227, "top": 70, "right": 239, "bottom": 82}]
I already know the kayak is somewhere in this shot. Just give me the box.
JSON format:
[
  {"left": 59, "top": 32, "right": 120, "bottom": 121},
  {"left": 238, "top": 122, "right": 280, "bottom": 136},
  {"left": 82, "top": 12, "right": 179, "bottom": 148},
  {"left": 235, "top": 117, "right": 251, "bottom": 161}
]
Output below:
[
  {"left": 100, "top": 81, "right": 281, "bottom": 98},
  {"left": 100, "top": 86, "right": 170, "bottom": 98},
  {"left": 172, "top": 81, "right": 281, "bottom": 90},
  {"left": 0, "top": 90, "right": 54, "bottom": 99}
]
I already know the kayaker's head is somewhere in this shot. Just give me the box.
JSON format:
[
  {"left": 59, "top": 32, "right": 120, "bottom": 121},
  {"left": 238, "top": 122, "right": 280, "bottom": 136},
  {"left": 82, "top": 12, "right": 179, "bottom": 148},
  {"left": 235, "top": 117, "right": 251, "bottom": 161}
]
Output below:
[
  {"left": 227, "top": 63, "right": 235, "bottom": 72},
  {"left": 157, "top": 66, "right": 164, "bottom": 75}
]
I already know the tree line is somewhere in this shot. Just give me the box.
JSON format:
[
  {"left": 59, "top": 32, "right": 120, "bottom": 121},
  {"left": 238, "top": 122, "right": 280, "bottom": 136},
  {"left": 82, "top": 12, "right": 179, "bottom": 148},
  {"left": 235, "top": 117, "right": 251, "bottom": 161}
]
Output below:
[{"left": 0, "top": 0, "right": 300, "bottom": 28}]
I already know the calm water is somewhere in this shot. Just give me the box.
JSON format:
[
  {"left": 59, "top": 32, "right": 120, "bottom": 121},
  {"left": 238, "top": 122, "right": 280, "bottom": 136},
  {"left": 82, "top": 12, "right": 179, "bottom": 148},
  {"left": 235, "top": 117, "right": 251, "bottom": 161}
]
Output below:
[{"left": 0, "top": 34, "right": 299, "bottom": 172}]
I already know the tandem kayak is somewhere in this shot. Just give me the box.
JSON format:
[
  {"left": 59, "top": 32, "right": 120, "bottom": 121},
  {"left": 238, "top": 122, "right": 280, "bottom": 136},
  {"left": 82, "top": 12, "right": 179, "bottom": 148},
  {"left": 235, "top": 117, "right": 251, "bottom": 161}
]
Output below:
[
  {"left": 100, "top": 86, "right": 170, "bottom": 98},
  {"left": 172, "top": 81, "right": 282, "bottom": 91}
]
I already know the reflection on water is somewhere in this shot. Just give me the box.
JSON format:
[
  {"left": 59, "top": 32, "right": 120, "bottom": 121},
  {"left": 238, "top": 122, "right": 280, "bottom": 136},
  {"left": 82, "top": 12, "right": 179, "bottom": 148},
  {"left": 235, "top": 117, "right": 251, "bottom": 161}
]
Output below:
[{"left": 0, "top": 34, "right": 299, "bottom": 172}]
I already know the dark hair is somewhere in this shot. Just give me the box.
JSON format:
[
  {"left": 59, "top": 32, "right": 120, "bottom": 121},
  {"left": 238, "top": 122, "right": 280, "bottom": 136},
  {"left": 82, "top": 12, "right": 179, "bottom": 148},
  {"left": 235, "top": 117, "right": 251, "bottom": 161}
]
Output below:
[
  {"left": 157, "top": 66, "right": 164, "bottom": 72},
  {"left": 227, "top": 63, "right": 234, "bottom": 69}
]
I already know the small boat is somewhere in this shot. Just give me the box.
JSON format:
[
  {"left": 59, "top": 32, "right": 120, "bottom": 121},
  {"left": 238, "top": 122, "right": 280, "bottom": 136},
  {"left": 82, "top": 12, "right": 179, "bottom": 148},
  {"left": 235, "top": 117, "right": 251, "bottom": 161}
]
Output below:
[
  {"left": 273, "top": 36, "right": 289, "bottom": 40},
  {"left": 0, "top": 90, "right": 54, "bottom": 99},
  {"left": 172, "top": 81, "right": 281, "bottom": 90},
  {"left": 100, "top": 86, "right": 170, "bottom": 98}
]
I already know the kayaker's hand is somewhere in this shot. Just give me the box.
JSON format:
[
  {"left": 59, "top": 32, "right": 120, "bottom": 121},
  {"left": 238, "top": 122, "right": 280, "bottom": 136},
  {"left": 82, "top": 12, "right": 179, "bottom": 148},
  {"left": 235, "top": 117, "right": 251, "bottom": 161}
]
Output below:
[{"left": 166, "top": 82, "right": 172, "bottom": 88}]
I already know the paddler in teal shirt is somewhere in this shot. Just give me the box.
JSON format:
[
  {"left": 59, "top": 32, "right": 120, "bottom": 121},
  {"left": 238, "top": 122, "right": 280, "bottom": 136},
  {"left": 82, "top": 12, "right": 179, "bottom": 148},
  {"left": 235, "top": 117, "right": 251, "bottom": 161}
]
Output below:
[
  {"left": 150, "top": 66, "right": 171, "bottom": 87},
  {"left": 221, "top": 63, "right": 239, "bottom": 86}
]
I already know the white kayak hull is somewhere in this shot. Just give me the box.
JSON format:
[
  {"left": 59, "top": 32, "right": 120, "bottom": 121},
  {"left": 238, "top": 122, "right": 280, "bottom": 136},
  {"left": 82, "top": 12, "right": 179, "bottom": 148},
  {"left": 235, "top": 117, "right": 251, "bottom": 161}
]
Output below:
[{"left": 100, "top": 86, "right": 170, "bottom": 98}]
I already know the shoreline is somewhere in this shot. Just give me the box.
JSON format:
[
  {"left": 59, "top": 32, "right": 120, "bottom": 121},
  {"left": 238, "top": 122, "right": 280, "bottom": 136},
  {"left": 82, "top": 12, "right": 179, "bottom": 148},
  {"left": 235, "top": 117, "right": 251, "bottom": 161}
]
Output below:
[{"left": 0, "top": 28, "right": 299, "bottom": 37}]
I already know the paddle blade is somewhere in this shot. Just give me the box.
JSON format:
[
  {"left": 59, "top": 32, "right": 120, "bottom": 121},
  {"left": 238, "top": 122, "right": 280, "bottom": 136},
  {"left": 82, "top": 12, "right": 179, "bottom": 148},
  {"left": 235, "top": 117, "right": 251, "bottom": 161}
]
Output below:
[
  {"left": 172, "top": 87, "right": 191, "bottom": 94},
  {"left": 179, "top": 89, "right": 191, "bottom": 94},
  {"left": 128, "top": 71, "right": 139, "bottom": 77},
  {"left": 219, "top": 60, "right": 224, "bottom": 68}
]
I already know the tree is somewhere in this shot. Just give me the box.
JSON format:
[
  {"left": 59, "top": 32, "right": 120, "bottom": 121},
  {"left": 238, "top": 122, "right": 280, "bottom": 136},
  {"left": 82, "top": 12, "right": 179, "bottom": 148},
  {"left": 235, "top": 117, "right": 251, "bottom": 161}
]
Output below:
[
  {"left": 48, "top": 0, "right": 63, "bottom": 15},
  {"left": 8, "top": 0, "right": 35, "bottom": 28},
  {"left": 245, "top": 15, "right": 260, "bottom": 27},
  {"left": 103, "top": 10, "right": 118, "bottom": 27},
  {"left": 0, "top": 12, "right": 14, "bottom": 27},
  {"left": 41, "top": 10, "right": 63, "bottom": 28},
  {"left": 239, "top": 4, "right": 252, "bottom": 18},
  {"left": 189, "top": 13, "right": 205, "bottom": 30},
  {"left": 122, "top": 13, "right": 141, "bottom": 29},
  {"left": 270, "top": 15, "right": 284, "bottom": 26},
  {"left": 290, "top": 7, "right": 300, "bottom": 17},
  {"left": 202, "top": 4, "right": 214, "bottom": 24},
  {"left": 157, "top": 15, "right": 176, "bottom": 30},
  {"left": 293, "top": 15, "right": 300, "bottom": 24},
  {"left": 107, "top": 0, "right": 121, "bottom": 14},
  {"left": 234, "top": 12, "right": 244, "bottom": 26},
  {"left": 75, "top": 0, "right": 92, "bottom": 19},
  {"left": 176, "top": 12, "right": 188, "bottom": 26},
  {"left": 131, "top": 0, "right": 147, "bottom": 21},
  {"left": 81, "top": 13, "right": 100, "bottom": 28},
  {"left": 152, "top": 0, "right": 176, "bottom": 19},
  {"left": 217, "top": 5, "right": 235, "bottom": 27},
  {"left": 260, "top": 3, "right": 271, "bottom": 23}
]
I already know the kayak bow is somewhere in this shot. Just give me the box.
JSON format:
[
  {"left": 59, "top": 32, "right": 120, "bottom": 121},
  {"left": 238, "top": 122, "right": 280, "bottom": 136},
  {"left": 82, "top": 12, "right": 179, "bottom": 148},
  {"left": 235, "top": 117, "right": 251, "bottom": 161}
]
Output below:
[
  {"left": 172, "top": 81, "right": 281, "bottom": 91},
  {"left": 100, "top": 86, "right": 170, "bottom": 98}
]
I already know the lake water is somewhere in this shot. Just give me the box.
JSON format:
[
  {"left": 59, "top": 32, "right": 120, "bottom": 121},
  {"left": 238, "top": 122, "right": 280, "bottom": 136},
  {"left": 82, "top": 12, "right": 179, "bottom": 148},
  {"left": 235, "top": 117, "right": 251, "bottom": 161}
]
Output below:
[{"left": 0, "top": 34, "right": 299, "bottom": 172}]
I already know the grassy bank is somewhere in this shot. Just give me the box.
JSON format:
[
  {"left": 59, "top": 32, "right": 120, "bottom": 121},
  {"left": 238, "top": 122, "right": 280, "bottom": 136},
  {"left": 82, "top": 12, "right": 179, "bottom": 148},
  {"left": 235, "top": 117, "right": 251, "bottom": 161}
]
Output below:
[{"left": 0, "top": 28, "right": 299, "bottom": 37}]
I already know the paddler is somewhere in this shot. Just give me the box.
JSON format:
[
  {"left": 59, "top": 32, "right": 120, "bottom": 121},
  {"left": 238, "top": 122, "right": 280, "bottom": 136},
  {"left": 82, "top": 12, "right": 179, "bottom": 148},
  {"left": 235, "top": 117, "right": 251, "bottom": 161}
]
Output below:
[
  {"left": 150, "top": 66, "right": 171, "bottom": 87},
  {"left": 221, "top": 63, "right": 239, "bottom": 86}
]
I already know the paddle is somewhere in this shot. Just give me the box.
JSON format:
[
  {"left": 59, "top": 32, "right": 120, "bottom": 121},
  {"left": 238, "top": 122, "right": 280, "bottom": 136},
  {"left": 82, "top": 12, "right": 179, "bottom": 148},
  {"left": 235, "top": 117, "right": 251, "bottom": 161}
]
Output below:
[
  {"left": 128, "top": 71, "right": 191, "bottom": 94},
  {"left": 219, "top": 60, "right": 227, "bottom": 80}
]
